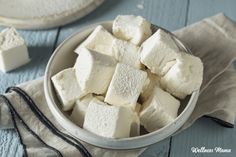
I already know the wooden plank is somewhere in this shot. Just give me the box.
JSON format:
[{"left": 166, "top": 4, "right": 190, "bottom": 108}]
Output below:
[
  {"left": 170, "top": 0, "right": 236, "bottom": 157},
  {"left": 139, "top": 138, "right": 171, "bottom": 157},
  {"left": 0, "top": 28, "right": 59, "bottom": 156},
  {"left": 56, "top": 0, "right": 188, "bottom": 156},
  {"left": 170, "top": 118, "right": 236, "bottom": 157},
  {"left": 0, "top": 130, "right": 23, "bottom": 157},
  {"left": 57, "top": 0, "right": 188, "bottom": 45},
  {"left": 187, "top": 0, "right": 236, "bottom": 24}
]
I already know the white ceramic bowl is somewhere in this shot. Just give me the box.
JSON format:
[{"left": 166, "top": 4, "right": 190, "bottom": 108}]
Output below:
[{"left": 44, "top": 21, "right": 199, "bottom": 150}]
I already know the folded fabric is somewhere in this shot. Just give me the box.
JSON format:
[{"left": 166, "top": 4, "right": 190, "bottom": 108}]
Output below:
[
  {"left": 174, "top": 13, "right": 236, "bottom": 129},
  {"left": 1, "top": 13, "right": 236, "bottom": 157}
]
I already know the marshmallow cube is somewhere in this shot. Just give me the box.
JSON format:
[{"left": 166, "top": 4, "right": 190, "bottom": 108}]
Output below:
[
  {"left": 113, "top": 15, "right": 152, "bottom": 45},
  {"left": 140, "top": 70, "right": 160, "bottom": 102},
  {"left": 140, "top": 87, "right": 180, "bottom": 132},
  {"left": 105, "top": 63, "right": 147, "bottom": 110},
  {"left": 75, "top": 25, "right": 115, "bottom": 56},
  {"left": 70, "top": 94, "right": 94, "bottom": 127},
  {"left": 83, "top": 99, "right": 133, "bottom": 138},
  {"left": 160, "top": 53, "right": 203, "bottom": 99},
  {"left": 130, "top": 103, "right": 141, "bottom": 137},
  {"left": 112, "top": 39, "right": 142, "bottom": 69},
  {"left": 140, "top": 29, "right": 179, "bottom": 76},
  {"left": 51, "top": 68, "right": 85, "bottom": 111},
  {"left": 0, "top": 27, "right": 30, "bottom": 72},
  {"left": 74, "top": 48, "right": 117, "bottom": 95}
]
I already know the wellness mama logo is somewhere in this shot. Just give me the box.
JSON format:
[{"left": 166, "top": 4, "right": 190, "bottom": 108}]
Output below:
[{"left": 191, "top": 147, "right": 231, "bottom": 154}]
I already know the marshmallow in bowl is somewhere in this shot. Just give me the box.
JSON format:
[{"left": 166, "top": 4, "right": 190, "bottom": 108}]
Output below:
[
  {"left": 70, "top": 94, "right": 94, "bottom": 127},
  {"left": 51, "top": 14, "right": 203, "bottom": 138},
  {"left": 130, "top": 103, "right": 141, "bottom": 137},
  {"left": 74, "top": 48, "right": 117, "bottom": 95},
  {"left": 112, "top": 39, "right": 142, "bottom": 69},
  {"left": 140, "top": 70, "right": 160, "bottom": 102},
  {"left": 51, "top": 68, "right": 85, "bottom": 111},
  {"left": 113, "top": 15, "right": 152, "bottom": 45},
  {"left": 71, "top": 95, "right": 107, "bottom": 127},
  {"left": 140, "top": 29, "right": 179, "bottom": 76},
  {"left": 75, "top": 25, "right": 115, "bottom": 56},
  {"left": 105, "top": 63, "right": 147, "bottom": 110},
  {"left": 160, "top": 53, "right": 203, "bottom": 99},
  {"left": 140, "top": 87, "right": 180, "bottom": 132},
  {"left": 83, "top": 98, "right": 133, "bottom": 138}
]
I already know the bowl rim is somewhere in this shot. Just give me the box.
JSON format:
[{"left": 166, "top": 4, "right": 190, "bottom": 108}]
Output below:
[{"left": 44, "top": 21, "right": 199, "bottom": 150}]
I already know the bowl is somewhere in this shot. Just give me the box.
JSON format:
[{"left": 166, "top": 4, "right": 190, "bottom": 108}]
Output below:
[{"left": 44, "top": 21, "right": 199, "bottom": 150}]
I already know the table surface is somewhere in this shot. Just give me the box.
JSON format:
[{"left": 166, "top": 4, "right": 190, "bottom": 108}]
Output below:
[{"left": 0, "top": 0, "right": 236, "bottom": 157}]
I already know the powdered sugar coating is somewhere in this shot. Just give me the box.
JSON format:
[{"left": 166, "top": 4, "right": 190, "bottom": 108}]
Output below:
[{"left": 105, "top": 63, "right": 147, "bottom": 109}]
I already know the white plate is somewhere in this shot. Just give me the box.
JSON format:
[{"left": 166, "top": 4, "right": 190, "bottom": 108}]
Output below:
[
  {"left": 44, "top": 21, "right": 199, "bottom": 149},
  {"left": 0, "top": 0, "right": 104, "bottom": 30}
]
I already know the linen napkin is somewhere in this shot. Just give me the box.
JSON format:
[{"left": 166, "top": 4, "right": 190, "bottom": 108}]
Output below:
[{"left": 1, "top": 13, "right": 236, "bottom": 157}]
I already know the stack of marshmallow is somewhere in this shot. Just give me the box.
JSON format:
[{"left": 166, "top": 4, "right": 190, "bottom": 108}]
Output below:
[{"left": 52, "top": 15, "right": 203, "bottom": 138}]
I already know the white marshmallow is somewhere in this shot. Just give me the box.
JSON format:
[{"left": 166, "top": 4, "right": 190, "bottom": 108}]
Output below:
[
  {"left": 140, "top": 70, "right": 160, "bottom": 102},
  {"left": 160, "top": 53, "right": 203, "bottom": 99},
  {"left": 130, "top": 103, "right": 141, "bottom": 137},
  {"left": 135, "top": 103, "right": 142, "bottom": 113},
  {"left": 140, "top": 87, "right": 180, "bottom": 132},
  {"left": 75, "top": 25, "right": 115, "bottom": 56},
  {"left": 112, "top": 39, "right": 142, "bottom": 69},
  {"left": 83, "top": 99, "right": 133, "bottom": 138},
  {"left": 130, "top": 112, "right": 140, "bottom": 137},
  {"left": 51, "top": 68, "right": 85, "bottom": 111},
  {"left": 0, "top": 27, "right": 30, "bottom": 72},
  {"left": 140, "top": 29, "right": 179, "bottom": 76},
  {"left": 95, "top": 95, "right": 105, "bottom": 101},
  {"left": 113, "top": 15, "right": 152, "bottom": 45},
  {"left": 74, "top": 48, "right": 117, "bottom": 95},
  {"left": 70, "top": 94, "right": 94, "bottom": 127},
  {"left": 105, "top": 63, "right": 147, "bottom": 110}
]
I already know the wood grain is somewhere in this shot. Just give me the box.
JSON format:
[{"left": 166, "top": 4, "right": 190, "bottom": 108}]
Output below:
[
  {"left": 0, "top": 130, "right": 23, "bottom": 157},
  {"left": 170, "top": 118, "right": 236, "bottom": 157},
  {"left": 187, "top": 0, "right": 236, "bottom": 24}
]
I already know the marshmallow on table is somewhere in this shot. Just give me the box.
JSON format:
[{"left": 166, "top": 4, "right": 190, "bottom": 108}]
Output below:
[
  {"left": 83, "top": 98, "right": 133, "bottom": 138},
  {"left": 160, "top": 53, "right": 203, "bottom": 99},
  {"left": 105, "top": 63, "right": 147, "bottom": 110},
  {"left": 140, "top": 29, "right": 180, "bottom": 76},
  {"left": 51, "top": 68, "right": 85, "bottom": 111},
  {"left": 112, "top": 39, "right": 142, "bottom": 69},
  {"left": 113, "top": 15, "right": 152, "bottom": 45},
  {"left": 140, "top": 70, "right": 160, "bottom": 102},
  {"left": 0, "top": 27, "right": 30, "bottom": 73},
  {"left": 74, "top": 48, "right": 117, "bottom": 95},
  {"left": 75, "top": 25, "right": 115, "bottom": 57},
  {"left": 70, "top": 94, "right": 94, "bottom": 127},
  {"left": 140, "top": 87, "right": 180, "bottom": 132}
]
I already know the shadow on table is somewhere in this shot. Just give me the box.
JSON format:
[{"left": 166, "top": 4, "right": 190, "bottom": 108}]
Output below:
[{"left": 3, "top": 46, "right": 53, "bottom": 76}]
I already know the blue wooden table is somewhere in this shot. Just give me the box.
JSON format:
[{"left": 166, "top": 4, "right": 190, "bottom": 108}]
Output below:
[{"left": 0, "top": 0, "right": 236, "bottom": 156}]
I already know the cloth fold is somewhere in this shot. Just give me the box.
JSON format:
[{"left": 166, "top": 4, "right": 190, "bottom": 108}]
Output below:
[{"left": 1, "top": 13, "right": 236, "bottom": 157}]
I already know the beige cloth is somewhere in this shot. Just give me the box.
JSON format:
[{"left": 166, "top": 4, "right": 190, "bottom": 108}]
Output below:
[
  {"left": 174, "top": 13, "right": 236, "bottom": 129},
  {"left": 1, "top": 13, "right": 236, "bottom": 157}
]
